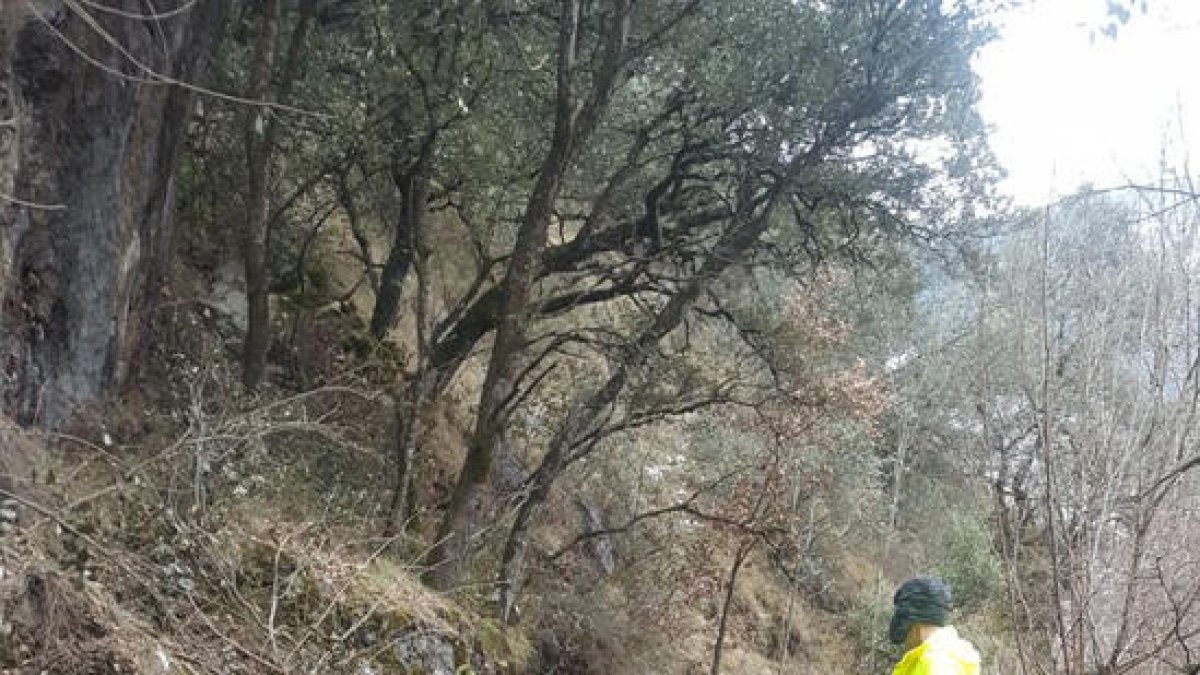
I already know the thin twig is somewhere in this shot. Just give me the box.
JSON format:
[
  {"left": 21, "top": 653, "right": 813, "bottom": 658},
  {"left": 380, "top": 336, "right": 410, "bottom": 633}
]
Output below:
[
  {"left": 282, "top": 533, "right": 408, "bottom": 668},
  {"left": 0, "top": 488, "right": 118, "bottom": 561},
  {"left": 186, "top": 594, "right": 285, "bottom": 673},
  {"left": 1, "top": 193, "right": 66, "bottom": 210},
  {"left": 73, "top": 0, "right": 198, "bottom": 21}
]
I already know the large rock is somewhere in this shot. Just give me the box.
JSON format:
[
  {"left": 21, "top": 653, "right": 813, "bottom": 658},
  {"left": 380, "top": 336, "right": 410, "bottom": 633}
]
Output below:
[
  {"left": 391, "top": 630, "right": 458, "bottom": 675},
  {"left": 0, "top": 1, "right": 225, "bottom": 426}
]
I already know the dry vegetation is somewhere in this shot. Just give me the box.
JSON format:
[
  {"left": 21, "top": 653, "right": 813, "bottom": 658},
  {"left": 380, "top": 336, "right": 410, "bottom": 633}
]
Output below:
[
  {"left": 18, "top": 2, "right": 1200, "bottom": 674},
  {"left": 2, "top": 213, "right": 919, "bottom": 673}
]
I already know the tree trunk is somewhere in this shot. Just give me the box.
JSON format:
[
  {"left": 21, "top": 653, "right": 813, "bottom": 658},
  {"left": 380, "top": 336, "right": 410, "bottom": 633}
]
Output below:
[
  {"left": 238, "top": 0, "right": 280, "bottom": 390},
  {"left": 382, "top": 376, "right": 427, "bottom": 537},
  {"left": 0, "top": 0, "right": 226, "bottom": 426},
  {"left": 240, "top": 0, "right": 316, "bottom": 389},
  {"left": 337, "top": 171, "right": 379, "bottom": 294},
  {"left": 426, "top": 0, "right": 635, "bottom": 591},
  {"left": 711, "top": 540, "right": 755, "bottom": 675},
  {"left": 369, "top": 171, "right": 425, "bottom": 339},
  {"left": 494, "top": 189, "right": 780, "bottom": 617},
  {"left": 424, "top": 0, "right": 588, "bottom": 589},
  {"left": 497, "top": 420, "right": 572, "bottom": 623}
]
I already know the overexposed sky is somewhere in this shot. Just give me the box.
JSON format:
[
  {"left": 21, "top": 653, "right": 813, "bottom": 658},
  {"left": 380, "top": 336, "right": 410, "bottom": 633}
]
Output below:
[{"left": 974, "top": 0, "right": 1200, "bottom": 205}]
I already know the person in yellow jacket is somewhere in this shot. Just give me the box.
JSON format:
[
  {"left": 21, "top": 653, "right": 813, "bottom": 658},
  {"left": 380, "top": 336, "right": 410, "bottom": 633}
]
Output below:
[{"left": 889, "top": 577, "right": 981, "bottom": 675}]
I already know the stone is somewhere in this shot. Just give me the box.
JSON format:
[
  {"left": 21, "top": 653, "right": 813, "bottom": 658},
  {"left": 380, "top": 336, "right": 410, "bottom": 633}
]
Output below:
[{"left": 391, "top": 630, "right": 457, "bottom": 675}]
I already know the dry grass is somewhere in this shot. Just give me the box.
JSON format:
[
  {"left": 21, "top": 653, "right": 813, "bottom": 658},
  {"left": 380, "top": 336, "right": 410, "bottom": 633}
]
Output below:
[
  {"left": 1, "top": 376, "right": 508, "bottom": 674},
  {"left": 0, "top": 199, "right": 930, "bottom": 674}
]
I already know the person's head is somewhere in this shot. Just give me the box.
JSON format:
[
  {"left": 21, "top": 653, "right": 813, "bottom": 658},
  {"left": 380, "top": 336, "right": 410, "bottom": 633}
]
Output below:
[{"left": 889, "top": 576, "right": 953, "bottom": 648}]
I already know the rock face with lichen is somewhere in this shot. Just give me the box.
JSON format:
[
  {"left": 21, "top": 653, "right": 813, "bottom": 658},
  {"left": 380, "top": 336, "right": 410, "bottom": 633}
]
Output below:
[
  {"left": 390, "top": 631, "right": 458, "bottom": 675},
  {"left": 0, "top": 0, "right": 224, "bottom": 427}
]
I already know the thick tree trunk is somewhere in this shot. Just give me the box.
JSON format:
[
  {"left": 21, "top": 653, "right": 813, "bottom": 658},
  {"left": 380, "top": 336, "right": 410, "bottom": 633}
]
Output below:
[
  {"left": 424, "top": 0, "right": 586, "bottom": 588},
  {"left": 0, "top": 0, "right": 225, "bottom": 426}
]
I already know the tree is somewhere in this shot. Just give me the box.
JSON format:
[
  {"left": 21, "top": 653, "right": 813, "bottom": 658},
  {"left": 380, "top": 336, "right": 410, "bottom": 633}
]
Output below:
[
  {"left": 426, "top": 0, "right": 648, "bottom": 588},
  {"left": 904, "top": 185, "right": 1200, "bottom": 673},
  {"left": 423, "top": 0, "right": 998, "bottom": 602},
  {"left": 366, "top": 0, "right": 494, "bottom": 341},
  {"left": 237, "top": 0, "right": 318, "bottom": 389}
]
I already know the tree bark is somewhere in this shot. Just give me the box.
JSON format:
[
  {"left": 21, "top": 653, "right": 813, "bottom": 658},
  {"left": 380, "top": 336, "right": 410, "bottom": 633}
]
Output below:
[
  {"left": 337, "top": 170, "right": 379, "bottom": 294},
  {"left": 240, "top": 0, "right": 316, "bottom": 389},
  {"left": 0, "top": 0, "right": 226, "bottom": 426},
  {"left": 238, "top": 0, "right": 281, "bottom": 390},
  {"left": 711, "top": 540, "right": 755, "bottom": 675},
  {"left": 425, "top": 0, "right": 626, "bottom": 589},
  {"left": 368, "top": 170, "right": 425, "bottom": 339},
  {"left": 382, "top": 375, "right": 428, "bottom": 537},
  {"left": 495, "top": 181, "right": 779, "bottom": 619}
]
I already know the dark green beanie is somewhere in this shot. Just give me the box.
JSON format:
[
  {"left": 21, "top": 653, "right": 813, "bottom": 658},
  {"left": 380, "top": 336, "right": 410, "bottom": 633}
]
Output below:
[{"left": 888, "top": 576, "right": 952, "bottom": 645}]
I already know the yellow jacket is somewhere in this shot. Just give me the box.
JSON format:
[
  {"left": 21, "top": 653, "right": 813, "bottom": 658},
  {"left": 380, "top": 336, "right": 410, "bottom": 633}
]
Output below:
[{"left": 892, "top": 627, "right": 981, "bottom": 675}]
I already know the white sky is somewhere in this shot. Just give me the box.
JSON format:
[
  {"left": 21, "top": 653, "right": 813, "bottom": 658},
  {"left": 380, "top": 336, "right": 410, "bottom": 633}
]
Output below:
[{"left": 974, "top": 0, "right": 1200, "bottom": 205}]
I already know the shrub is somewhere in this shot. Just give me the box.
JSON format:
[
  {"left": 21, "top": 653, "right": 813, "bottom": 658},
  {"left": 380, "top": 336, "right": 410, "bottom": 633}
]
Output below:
[{"left": 935, "top": 513, "right": 1003, "bottom": 614}]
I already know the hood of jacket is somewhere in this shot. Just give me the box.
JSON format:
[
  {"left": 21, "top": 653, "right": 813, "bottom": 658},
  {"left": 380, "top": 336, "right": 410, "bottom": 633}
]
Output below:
[{"left": 893, "top": 626, "right": 981, "bottom": 675}]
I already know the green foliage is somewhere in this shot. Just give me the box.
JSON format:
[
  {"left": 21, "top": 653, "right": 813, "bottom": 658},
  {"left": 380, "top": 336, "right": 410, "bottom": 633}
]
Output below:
[
  {"left": 935, "top": 513, "right": 1003, "bottom": 614},
  {"left": 165, "top": 0, "right": 1010, "bottom": 668},
  {"left": 847, "top": 595, "right": 902, "bottom": 666}
]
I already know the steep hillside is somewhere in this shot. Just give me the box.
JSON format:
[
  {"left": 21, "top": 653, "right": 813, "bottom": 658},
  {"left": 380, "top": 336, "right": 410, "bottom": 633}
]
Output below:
[
  {"left": 1, "top": 210, "right": 1007, "bottom": 672},
  {"left": 0, "top": 1, "right": 1033, "bottom": 673}
]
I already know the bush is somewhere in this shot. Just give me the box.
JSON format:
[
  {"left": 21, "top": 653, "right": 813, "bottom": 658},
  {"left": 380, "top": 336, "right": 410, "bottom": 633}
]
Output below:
[{"left": 935, "top": 513, "right": 1003, "bottom": 614}]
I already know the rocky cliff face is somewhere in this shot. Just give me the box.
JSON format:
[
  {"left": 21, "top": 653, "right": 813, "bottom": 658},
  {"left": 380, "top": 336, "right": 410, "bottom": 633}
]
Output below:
[{"left": 0, "top": 1, "right": 223, "bottom": 426}]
